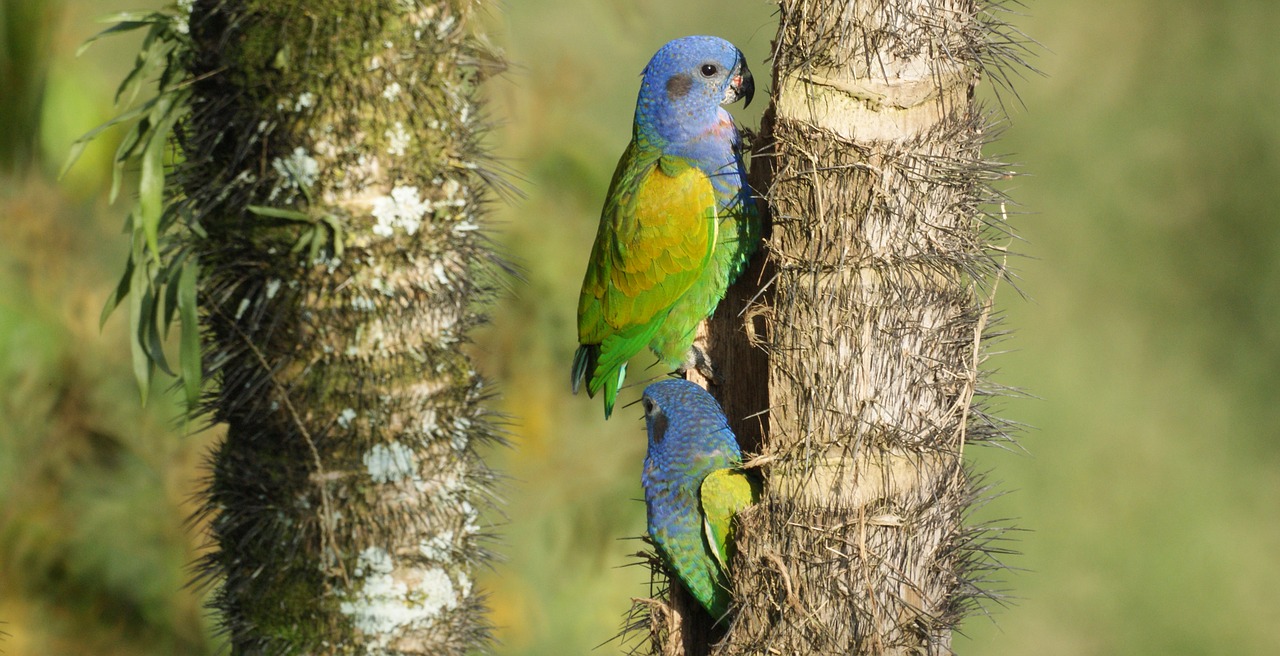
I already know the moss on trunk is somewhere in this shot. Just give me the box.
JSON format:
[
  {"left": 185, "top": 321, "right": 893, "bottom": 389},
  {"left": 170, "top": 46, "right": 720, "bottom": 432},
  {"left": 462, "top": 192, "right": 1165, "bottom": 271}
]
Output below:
[{"left": 182, "top": 2, "right": 504, "bottom": 653}]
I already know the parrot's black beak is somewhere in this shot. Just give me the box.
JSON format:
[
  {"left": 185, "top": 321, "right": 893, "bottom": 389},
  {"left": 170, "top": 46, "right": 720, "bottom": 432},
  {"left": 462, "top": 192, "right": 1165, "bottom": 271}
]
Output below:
[{"left": 730, "top": 55, "right": 755, "bottom": 108}]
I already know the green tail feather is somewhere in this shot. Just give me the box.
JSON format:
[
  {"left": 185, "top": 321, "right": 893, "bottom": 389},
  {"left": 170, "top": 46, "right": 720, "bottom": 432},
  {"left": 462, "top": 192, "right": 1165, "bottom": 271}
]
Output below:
[
  {"left": 571, "top": 344, "right": 625, "bottom": 418},
  {"left": 577, "top": 321, "right": 664, "bottom": 419},
  {"left": 602, "top": 362, "right": 626, "bottom": 419}
]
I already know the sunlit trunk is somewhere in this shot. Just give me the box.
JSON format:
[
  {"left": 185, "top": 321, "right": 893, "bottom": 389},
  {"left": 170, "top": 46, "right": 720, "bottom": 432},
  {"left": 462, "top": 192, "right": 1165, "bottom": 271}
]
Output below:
[{"left": 653, "top": 1, "right": 1022, "bottom": 653}]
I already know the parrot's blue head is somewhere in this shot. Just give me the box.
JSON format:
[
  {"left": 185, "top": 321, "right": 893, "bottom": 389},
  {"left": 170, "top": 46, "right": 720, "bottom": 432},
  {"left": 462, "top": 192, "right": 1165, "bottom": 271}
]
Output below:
[
  {"left": 641, "top": 379, "right": 741, "bottom": 461},
  {"left": 634, "top": 36, "right": 754, "bottom": 147}
]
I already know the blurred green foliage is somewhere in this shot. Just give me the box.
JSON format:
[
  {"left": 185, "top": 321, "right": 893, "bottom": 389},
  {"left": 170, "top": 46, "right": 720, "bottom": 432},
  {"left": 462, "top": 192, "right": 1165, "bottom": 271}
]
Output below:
[
  {"left": 2, "top": 0, "right": 1277, "bottom": 655},
  {"left": 0, "top": 0, "right": 59, "bottom": 171}
]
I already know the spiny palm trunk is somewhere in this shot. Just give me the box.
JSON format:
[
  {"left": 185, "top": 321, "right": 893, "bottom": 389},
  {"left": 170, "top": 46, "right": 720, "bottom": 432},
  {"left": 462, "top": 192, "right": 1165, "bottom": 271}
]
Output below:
[
  {"left": 661, "top": 1, "right": 1019, "bottom": 654},
  {"left": 184, "top": 2, "right": 502, "bottom": 653}
]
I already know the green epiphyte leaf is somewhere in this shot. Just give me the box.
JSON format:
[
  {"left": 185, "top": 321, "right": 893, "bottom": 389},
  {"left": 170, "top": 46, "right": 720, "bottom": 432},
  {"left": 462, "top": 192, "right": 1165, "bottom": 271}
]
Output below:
[
  {"left": 127, "top": 236, "right": 153, "bottom": 404},
  {"left": 101, "top": 256, "right": 136, "bottom": 329},
  {"left": 178, "top": 258, "right": 201, "bottom": 411}
]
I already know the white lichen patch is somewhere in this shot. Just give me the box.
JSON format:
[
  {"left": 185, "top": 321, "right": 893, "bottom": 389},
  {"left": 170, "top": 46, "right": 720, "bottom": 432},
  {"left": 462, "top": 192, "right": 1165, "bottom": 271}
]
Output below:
[
  {"left": 435, "top": 15, "right": 457, "bottom": 39},
  {"left": 460, "top": 500, "right": 481, "bottom": 535},
  {"left": 385, "top": 122, "right": 411, "bottom": 157},
  {"left": 419, "top": 407, "right": 438, "bottom": 434},
  {"left": 338, "top": 408, "right": 358, "bottom": 429},
  {"left": 309, "top": 256, "right": 343, "bottom": 273},
  {"left": 269, "top": 147, "right": 319, "bottom": 201},
  {"left": 382, "top": 81, "right": 403, "bottom": 101},
  {"left": 439, "top": 178, "right": 465, "bottom": 208},
  {"left": 418, "top": 531, "right": 454, "bottom": 561},
  {"left": 371, "top": 186, "right": 429, "bottom": 236},
  {"left": 294, "top": 92, "right": 316, "bottom": 111},
  {"left": 450, "top": 416, "right": 471, "bottom": 452},
  {"left": 173, "top": 0, "right": 193, "bottom": 34},
  {"left": 265, "top": 279, "right": 282, "bottom": 299},
  {"left": 422, "top": 463, "right": 468, "bottom": 502},
  {"left": 431, "top": 261, "right": 450, "bottom": 287},
  {"left": 312, "top": 139, "right": 338, "bottom": 159},
  {"left": 339, "top": 547, "right": 463, "bottom": 644},
  {"left": 352, "top": 153, "right": 383, "bottom": 187},
  {"left": 456, "top": 571, "right": 472, "bottom": 597},
  {"left": 364, "top": 441, "right": 417, "bottom": 484}
]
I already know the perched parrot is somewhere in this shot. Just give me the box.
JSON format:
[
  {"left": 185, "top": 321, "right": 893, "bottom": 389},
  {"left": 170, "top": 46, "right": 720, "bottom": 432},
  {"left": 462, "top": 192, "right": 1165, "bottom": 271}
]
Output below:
[
  {"left": 640, "top": 379, "right": 761, "bottom": 622},
  {"left": 572, "top": 36, "right": 761, "bottom": 418}
]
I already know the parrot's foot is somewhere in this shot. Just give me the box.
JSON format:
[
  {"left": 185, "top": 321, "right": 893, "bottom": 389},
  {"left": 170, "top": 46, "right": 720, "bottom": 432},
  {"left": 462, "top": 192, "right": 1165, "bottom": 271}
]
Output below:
[{"left": 679, "top": 345, "right": 721, "bottom": 386}]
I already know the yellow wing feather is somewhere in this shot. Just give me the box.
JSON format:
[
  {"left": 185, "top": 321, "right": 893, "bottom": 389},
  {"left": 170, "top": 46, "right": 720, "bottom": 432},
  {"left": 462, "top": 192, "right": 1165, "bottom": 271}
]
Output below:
[
  {"left": 578, "top": 154, "right": 718, "bottom": 344},
  {"left": 700, "top": 468, "right": 760, "bottom": 573}
]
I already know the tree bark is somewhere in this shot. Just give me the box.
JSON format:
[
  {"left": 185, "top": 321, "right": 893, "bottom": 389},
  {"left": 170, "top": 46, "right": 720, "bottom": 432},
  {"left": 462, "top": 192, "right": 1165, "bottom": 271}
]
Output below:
[
  {"left": 184, "top": 2, "right": 503, "bottom": 653},
  {"left": 658, "top": 1, "right": 1018, "bottom": 654}
]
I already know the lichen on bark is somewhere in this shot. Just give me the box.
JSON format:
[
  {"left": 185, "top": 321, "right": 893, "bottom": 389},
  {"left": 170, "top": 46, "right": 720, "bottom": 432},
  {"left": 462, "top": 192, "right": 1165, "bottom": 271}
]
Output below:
[{"left": 177, "top": 1, "right": 507, "bottom": 653}]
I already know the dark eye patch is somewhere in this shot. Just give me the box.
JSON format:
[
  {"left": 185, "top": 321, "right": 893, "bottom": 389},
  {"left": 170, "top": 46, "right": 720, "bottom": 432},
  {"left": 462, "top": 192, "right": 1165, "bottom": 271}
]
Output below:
[
  {"left": 650, "top": 411, "right": 669, "bottom": 445},
  {"left": 700, "top": 64, "right": 718, "bottom": 77},
  {"left": 666, "top": 73, "right": 693, "bottom": 100}
]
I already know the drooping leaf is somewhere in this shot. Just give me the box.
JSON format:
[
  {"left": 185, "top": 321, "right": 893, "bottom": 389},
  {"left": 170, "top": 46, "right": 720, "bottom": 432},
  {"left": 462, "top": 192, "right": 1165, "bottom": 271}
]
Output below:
[
  {"left": 127, "top": 237, "right": 153, "bottom": 404},
  {"left": 139, "top": 280, "right": 175, "bottom": 377},
  {"left": 76, "top": 20, "right": 155, "bottom": 57},
  {"left": 163, "top": 254, "right": 182, "bottom": 336},
  {"left": 320, "top": 213, "right": 345, "bottom": 258},
  {"left": 247, "top": 205, "right": 312, "bottom": 222},
  {"left": 138, "top": 95, "right": 176, "bottom": 259},
  {"left": 95, "top": 10, "right": 170, "bottom": 25},
  {"left": 118, "top": 26, "right": 166, "bottom": 107},
  {"left": 61, "top": 101, "right": 152, "bottom": 180},
  {"left": 178, "top": 258, "right": 201, "bottom": 411},
  {"left": 111, "top": 120, "right": 144, "bottom": 203},
  {"left": 73, "top": 6, "right": 198, "bottom": 412},
  {"left": 101, "top": 256, "right": 137, "bottom": 329}
]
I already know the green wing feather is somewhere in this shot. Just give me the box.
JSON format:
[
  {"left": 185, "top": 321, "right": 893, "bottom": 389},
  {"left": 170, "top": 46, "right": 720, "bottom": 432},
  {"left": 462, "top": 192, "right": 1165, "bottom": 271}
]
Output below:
[
  {"left": 575, "top": 144, "right": 718, "bottom": 415},
  {"left": 699, "top": 467, "right": 761, "bottom": 610}
]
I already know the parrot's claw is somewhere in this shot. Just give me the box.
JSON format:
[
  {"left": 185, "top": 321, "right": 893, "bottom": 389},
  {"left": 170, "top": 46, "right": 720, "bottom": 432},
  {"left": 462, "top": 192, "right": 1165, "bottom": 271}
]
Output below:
[{"left": 679, "top": 345, "right": 722, "bottom": 387}]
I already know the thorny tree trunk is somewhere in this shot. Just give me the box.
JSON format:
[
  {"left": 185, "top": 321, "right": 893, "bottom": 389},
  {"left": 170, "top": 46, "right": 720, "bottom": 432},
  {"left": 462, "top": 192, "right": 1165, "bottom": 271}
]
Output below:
[
  {"left": 185, "top": 1, "right": 503, "bottom": 653},
  {"left": 658, "top": 1, "right": 1022, "bottom": 654}
]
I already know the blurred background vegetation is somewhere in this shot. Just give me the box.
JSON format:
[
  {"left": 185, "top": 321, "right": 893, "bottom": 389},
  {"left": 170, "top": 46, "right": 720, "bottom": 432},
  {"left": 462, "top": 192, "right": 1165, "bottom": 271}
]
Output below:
[{"left": 1, "top": 0, "right": 1277, "bottom": 654}]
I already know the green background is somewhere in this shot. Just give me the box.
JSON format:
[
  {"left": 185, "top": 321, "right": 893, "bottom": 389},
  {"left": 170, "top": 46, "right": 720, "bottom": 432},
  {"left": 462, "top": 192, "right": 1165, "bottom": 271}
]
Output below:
[{"left": 2, "top": 1, "right": 1277, "bottom": 654}]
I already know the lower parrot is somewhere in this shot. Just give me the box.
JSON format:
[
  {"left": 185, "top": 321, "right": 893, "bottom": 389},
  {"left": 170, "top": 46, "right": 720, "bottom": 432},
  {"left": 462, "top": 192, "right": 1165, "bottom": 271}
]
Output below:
[
  {"left": 640, "top": 379, "right": 761, "bottom": 622},
  {"left": 572, "top": 36, "right": 761, "bottom": 418}
]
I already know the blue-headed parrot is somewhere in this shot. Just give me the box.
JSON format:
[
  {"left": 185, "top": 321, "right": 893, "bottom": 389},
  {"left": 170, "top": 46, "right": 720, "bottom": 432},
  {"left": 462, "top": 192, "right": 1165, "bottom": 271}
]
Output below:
[
  {"left": 640, "top": 379, "right": 760, "bottom": 622},
  {"left": 573, "top": 36, "right": 760, "bottom": 418}
]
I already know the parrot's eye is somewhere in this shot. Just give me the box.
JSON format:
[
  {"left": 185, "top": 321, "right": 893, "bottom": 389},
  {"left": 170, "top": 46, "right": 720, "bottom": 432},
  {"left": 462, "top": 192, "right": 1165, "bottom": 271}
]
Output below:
[
  {"left": 641, "top": 398, "right": 654, "bottom": 415},
  {"left": 700, "top": 64, "right": 718, "bottom": 77}
]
